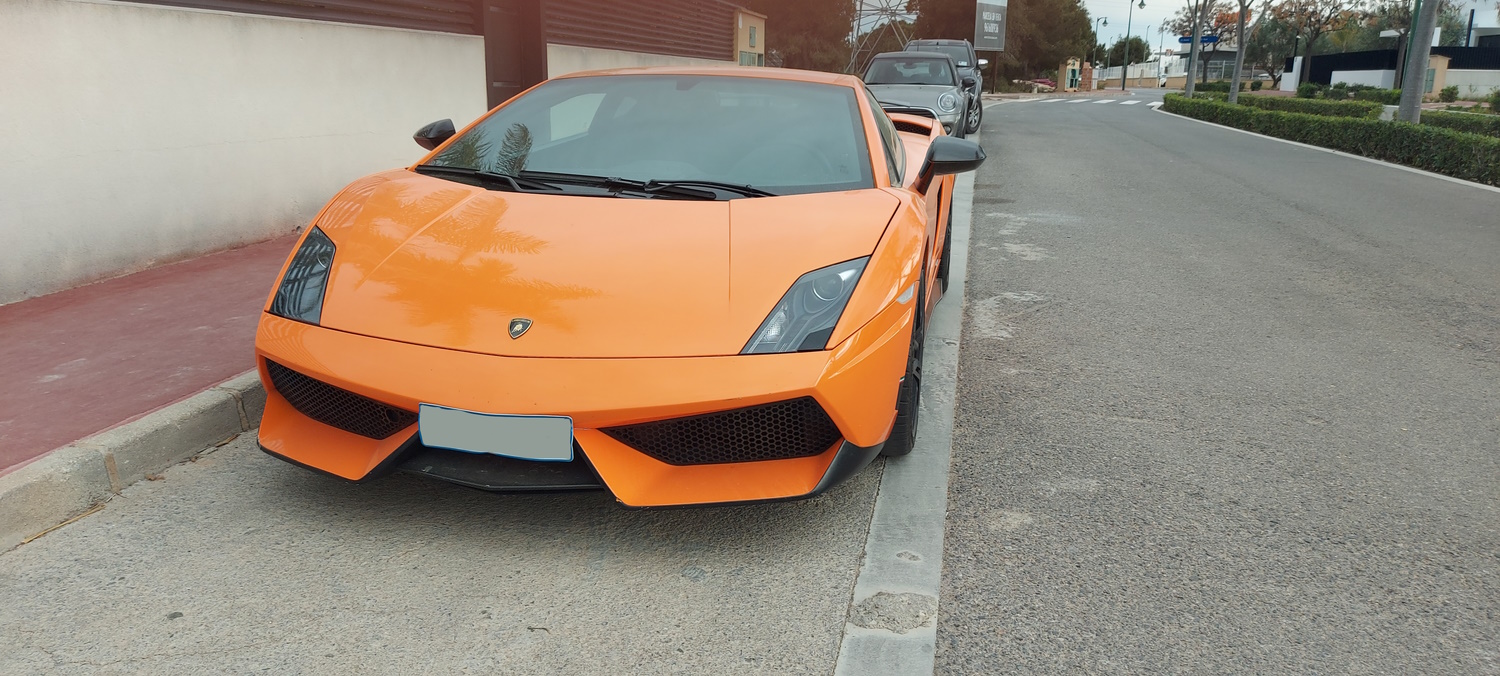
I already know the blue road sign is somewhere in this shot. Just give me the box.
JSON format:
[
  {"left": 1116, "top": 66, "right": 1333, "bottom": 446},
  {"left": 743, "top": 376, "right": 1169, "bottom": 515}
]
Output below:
[{"left": 1178, "top": 35, "right": 1221, "bottom": 43}]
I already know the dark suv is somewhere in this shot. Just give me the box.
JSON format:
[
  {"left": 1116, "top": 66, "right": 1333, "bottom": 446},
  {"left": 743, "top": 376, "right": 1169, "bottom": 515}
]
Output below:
[{"left": 905, "top": 39, "right": 986, "bottom": 134}]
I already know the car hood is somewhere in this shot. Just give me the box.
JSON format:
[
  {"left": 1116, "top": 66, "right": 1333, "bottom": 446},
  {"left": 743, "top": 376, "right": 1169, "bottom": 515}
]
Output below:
[
  {"left": 865, "top": 84, "right": 960, "bottom": 110},
  {"left": 308, "top": 170, "right": 899, "bottom": 358}
]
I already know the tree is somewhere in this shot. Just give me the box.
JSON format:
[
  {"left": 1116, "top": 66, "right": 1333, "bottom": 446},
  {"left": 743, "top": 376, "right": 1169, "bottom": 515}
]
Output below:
[
  {"left": 1107, "top": 36, "right": 1151, "bottom": 65},
  {"left": 743, "top": 0, "right": 856, "bottom": 72},
  {"left": 1170, "top": 0, "right": 1242, "bottom": 82},
  {"left": 1243, "top": 14, "right": 1298, "bottom": 85},
  {"left": 911, "top": 0, "right": 1094, "bottom": 81},
  {"left": 1228, "top": 3, "right": 1252, "bottom": 102},
  {"left": 1269, "top": 0, "right": 1364, "bottom": 84}
]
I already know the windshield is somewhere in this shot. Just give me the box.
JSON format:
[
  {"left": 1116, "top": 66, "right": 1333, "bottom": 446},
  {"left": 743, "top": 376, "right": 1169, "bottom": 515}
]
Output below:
[
  {"left": 863, "top": 58, "right": 957, "bottom": 86},
  {"left": 424, "top": 75, "right": 874, "bottom": 196}
]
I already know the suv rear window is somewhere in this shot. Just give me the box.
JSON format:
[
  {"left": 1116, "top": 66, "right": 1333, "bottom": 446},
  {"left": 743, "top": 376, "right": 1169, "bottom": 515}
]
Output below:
[{"left": 911, "top": 43, "right": 972, "bottom": 68}]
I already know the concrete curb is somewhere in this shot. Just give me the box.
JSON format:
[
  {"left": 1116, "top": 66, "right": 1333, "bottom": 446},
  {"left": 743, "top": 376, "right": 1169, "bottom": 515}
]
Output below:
[{"left": 0, "top": 369, "right": 263, "bottom": 551}]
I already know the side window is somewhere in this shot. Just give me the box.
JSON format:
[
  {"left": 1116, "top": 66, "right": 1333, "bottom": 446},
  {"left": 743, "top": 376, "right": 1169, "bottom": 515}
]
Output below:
[{"left": 863, "top": 90, "right": 904, "bottom": 186}]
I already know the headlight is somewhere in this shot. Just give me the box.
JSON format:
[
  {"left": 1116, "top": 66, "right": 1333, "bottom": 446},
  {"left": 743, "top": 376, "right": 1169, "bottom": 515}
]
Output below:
[
  {"left": 269, "top": 227, "right": 335, "bottom": 325},
  {"left": 938, "top": 92, "right": 959, "bottom": 112},
  {"left": 743, "top": 258, "right": 868, "bottom": 354}
]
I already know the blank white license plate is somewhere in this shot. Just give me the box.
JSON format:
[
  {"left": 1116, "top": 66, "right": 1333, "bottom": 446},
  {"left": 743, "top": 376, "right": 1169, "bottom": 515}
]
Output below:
[{"left": 418, "top": 404, "right": 573, "bottom": 462}]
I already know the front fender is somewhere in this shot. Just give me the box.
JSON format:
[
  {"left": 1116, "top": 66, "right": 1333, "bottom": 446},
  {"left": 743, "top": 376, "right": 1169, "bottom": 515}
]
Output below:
[{"left": 828, "top": 191, "right": 927, "bottom": 348}]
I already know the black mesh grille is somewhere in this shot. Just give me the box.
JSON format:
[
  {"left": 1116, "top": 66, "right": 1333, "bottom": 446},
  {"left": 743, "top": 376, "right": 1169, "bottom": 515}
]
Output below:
[
  {"left": 601, "top": 397, "right": 841, "bottom": 466},
  {"left": 882, "top": 106, "right": 936, "bottom": 119},
  {"left": 265, "top": 361, "right": 416, "bottom": 440},
  {"left": 893, "top": 120, "right": 932, "bottom": 135}
]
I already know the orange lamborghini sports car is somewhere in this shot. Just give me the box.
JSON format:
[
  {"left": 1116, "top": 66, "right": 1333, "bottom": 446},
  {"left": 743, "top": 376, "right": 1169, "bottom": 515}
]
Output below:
[{"left": 255, "top": 66, "right": 984, "bottom": 507}]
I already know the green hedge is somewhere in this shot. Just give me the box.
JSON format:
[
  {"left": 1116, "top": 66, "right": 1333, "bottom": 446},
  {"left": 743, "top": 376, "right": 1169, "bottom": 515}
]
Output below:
[
  {"left": 1162, "top": 94, "right": 1500, "bottom": 187},
  {"left": 1352, "top": 88, "right": 1402, "bottom": 105},
  {"left": 1420, "top": 110, "right": 1500, "bottom": 139},
  {"left": 1193, "top": 81, "right": 1243, "bottom": 93},
  {"left": 1237, "top": 94, "right": 1382, "bottom": 119}
]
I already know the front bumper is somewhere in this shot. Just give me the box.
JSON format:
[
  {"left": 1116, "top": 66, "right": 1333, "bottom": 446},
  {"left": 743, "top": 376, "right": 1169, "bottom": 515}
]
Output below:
[{"left": 254, "top": 299, "right": 912, "bottom": 507}]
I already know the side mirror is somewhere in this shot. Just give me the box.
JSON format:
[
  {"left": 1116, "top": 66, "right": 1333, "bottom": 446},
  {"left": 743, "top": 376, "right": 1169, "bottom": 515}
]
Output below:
[
  {"left": 914, "top": 136, "right": 986, "bottom": 194},
  {"left": 414, "top": 119, "right": 456, "bottom": 151},
  {"left": 978, "top": 58, "right": 989, "bottom": 67},
  {"left": 962, "top": 76, "right": 977, "bottom": 88}
]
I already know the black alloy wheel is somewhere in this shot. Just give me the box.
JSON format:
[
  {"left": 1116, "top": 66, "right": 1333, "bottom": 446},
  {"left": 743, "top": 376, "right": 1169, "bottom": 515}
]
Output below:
[
  {"left": 965, "top": 95, "right": 983, "bottom": 134},
  {"left": 882, "top": 268, "right": 926, "bottom": 457}
]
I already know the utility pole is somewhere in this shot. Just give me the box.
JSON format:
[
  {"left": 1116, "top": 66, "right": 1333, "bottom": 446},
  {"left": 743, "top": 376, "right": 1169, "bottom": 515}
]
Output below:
[
  {"left": 1184, "top": 0, "right": 1204, "bottom": 96},
  {"left": 1398, "top": 0, "right": 1441, "bottom": 122},
  {"left": 1123, "top": 0, "right": 1146, "bottom": 91}
]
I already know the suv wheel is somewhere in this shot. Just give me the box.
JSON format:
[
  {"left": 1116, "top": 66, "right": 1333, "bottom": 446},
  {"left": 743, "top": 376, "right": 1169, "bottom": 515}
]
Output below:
[{"left": 965, "top": 96, "right": 983, "bottom": 134}]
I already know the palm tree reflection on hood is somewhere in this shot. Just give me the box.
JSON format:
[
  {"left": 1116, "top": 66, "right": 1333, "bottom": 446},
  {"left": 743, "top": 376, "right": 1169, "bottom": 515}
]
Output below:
[
  {"left": 372, "top": 191, "right": 598, "bottom": 348},
  {"left": 319, "top": 169, "right": 599, "bottom": 351}
]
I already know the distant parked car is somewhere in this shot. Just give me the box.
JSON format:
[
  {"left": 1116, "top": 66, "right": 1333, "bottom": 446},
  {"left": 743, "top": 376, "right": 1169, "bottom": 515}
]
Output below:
[
  {"left": 863, "top": 51, "right": 971, "bottom": 138},
  {"left": 905, "top": 38, "right": 987, "bottom": 134}
]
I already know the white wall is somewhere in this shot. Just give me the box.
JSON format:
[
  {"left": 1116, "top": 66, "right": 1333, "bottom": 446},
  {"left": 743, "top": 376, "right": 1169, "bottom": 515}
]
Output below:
[
  {"left": 547, "top": 43, "right": 735, "bottom": 78},
  {"left": 1331, "top": 69, "right": 1396, "bottom": 88},
  {"left": 1446, "top": 70, "right": 1500, "bottom": 98},
  {"left": 1280, "top": 57, "right": 1303, "bottom": 91},
  {"left": 0, "top": 0, "right": 487, "bottom": 304}
]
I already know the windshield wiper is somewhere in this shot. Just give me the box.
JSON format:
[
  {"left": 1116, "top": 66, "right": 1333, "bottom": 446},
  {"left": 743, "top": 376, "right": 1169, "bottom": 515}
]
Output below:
[
  {"left": 642, "top": 179, "right": 777, "bottom": 198},
  {"left": 413, "top": 165, "right": 560, "bottom": 193},
  {"left": 519, "top": 171, "right": 772, "bottom": 200}
]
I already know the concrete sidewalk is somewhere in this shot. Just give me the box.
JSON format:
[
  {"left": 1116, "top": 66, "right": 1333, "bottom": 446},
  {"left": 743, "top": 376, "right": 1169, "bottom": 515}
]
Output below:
[{"left": 0, "top": 236, "right": 295, "bottom": 475}]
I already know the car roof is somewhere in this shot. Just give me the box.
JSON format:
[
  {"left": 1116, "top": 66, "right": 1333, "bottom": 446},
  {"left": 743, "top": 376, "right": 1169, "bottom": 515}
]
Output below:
[
  {"left": 872, "top": 51, "right": 955, "bottom": 62},
  {"left": 908, "top": 39, "right": 971, "bottom": 46},
  {"left": 553, "top": 65, "right": 863, "bottom": 89}
]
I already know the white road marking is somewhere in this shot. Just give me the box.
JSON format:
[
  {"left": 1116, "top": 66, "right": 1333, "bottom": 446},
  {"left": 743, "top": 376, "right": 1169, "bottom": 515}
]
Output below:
[
  {"left": 1147, "top": 101, "right": 1164, "bottom": 108},
  {"left": 833, "top": 131, "right": 978, "bottom": 676},
  {"left": 1120, "top": 100, "right": 1142, "bottom": 105},
  {"left": 1093, "top": 99, "right": 1115, "bottom": 104},
  {"left": 1067, "top": 99, "right": 1090, "bottom": 104},
  {"left": 1038, "top": 98, "right": 1065, "bottom": 103}
]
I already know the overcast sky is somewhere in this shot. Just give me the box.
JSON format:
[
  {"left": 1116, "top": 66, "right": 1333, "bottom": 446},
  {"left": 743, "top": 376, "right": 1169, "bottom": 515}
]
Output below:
[{"left": 1078, "top": 0, "right": 1498, "bottom": 53}]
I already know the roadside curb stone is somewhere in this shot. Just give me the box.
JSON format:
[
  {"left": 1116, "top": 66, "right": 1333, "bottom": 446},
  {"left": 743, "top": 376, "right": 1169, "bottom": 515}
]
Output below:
[{"left": 1, "top": 369, "right": 264, "bottom": 551}]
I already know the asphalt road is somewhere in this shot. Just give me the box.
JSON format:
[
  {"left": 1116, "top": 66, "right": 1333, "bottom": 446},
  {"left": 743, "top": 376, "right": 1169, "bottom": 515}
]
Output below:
[{"left": 937, "top": 95, "right": 1500, "bottom": 673}]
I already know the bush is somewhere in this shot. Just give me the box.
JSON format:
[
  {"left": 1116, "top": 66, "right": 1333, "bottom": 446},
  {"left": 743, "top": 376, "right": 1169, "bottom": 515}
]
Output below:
[
  {"left": 1161, "top": 94, "right": 1500, "bottom": 186},
  {"left": 1250, "top": 80, "right": 1263, "bottom": 91},
  {"left": 1297, "top": 82, "right": 1323, "bottom": 98},
  {"left": 1490, "top": 89, "right": 1500, "bottom": 113},
  {"left": 1328, "top": 82, "right": 1349, "bottom": 99},
  {"left": 1237, "top": 94, "right": 1382, "bottom": 118},
  {"left": 1420, "top": 110, "right": 1500, "bottom": 138},
  {"left": 1353, "top": 88, "right": 1402, "bottom": 105},
  {"left": 1439, "top": 85, "right": 1458, "bottom": 103}
]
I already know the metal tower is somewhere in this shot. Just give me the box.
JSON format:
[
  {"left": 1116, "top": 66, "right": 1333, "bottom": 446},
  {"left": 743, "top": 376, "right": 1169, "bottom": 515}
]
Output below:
[{"left": 847, "top": 0, "right": 915, "bottom": 74}]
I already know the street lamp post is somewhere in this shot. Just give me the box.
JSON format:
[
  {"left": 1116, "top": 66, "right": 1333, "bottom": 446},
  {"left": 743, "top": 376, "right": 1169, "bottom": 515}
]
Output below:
[
  {"left": 1122, "top": 0, "right": 1146, "bottom": 91},
  {"left": 1093, "top": 17, "right": 1109, "bottom": 69}
]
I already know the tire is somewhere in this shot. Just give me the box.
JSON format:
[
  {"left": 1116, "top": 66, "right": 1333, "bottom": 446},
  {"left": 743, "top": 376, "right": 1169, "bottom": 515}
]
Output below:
[
  {"left": 965, "top": 95, "right": 982, "bottom": 134},
  {"left": 882, "top": 270, "right": 926, "bottom": 457},
  {"left": 936, "top": 205, "right": 952, "bottom": 293}
]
